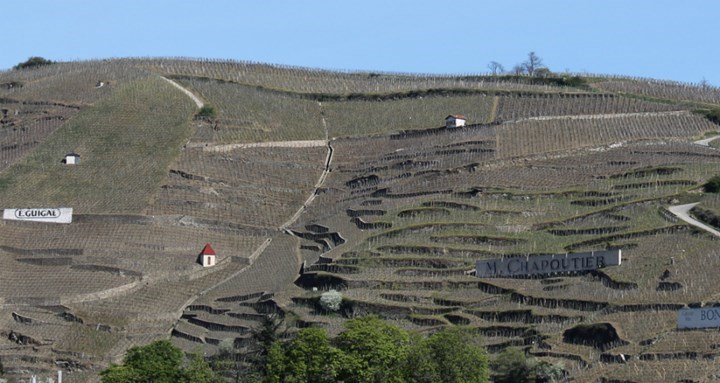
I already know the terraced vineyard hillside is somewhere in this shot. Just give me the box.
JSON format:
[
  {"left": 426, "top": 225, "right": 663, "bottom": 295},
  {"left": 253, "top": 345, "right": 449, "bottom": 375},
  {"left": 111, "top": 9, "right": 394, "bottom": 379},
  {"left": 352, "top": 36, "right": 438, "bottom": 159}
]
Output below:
[{"left": 1, "top": 58, "right": 720, "bottom": 382}]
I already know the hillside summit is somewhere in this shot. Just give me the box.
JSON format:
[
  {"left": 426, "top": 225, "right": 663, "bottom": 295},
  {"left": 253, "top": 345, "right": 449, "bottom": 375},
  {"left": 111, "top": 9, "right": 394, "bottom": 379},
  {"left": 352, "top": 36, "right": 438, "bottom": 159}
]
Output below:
[{"left": 1, "top": 58, "right": 720, "bottom": 382}]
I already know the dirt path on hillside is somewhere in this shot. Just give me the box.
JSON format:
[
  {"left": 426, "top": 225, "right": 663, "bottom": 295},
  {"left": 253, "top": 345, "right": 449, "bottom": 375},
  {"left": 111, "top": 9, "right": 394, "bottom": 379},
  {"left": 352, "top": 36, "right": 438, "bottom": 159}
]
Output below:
[
  {"left": 506, "top": 110, "right": 689, "bottom": 124},
  {"left": 280, "top": 102, "right": 332, "bottom": 230},
  {"left": 161, "top": 76, "right": 204, "bottom": 108},
  {"left": 668, "top": 203, "right": 720, "bottom": 237},
  {"left": 694, "top": 135, "right": 720, "bottom": 146},
  {"left": 488, "top": 96, "right": 499, "bottom": 123},
  {"left": 189, "top": 140, "right": 327, "bottom": 152}
]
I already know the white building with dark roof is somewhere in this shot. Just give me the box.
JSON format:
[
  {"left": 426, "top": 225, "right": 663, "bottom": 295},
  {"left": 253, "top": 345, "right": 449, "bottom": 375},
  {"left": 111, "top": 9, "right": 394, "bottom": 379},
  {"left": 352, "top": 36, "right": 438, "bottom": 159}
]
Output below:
[{"left": 445, "top": 115, "right": 467, "bottom": 128}]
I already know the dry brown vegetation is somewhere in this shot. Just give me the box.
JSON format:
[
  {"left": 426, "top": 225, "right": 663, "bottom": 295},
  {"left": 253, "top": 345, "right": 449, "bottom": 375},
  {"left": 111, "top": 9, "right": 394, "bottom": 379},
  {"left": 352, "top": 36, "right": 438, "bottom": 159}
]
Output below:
[{"left": 1, "top": 58, "right": 720, "bottom": 382}]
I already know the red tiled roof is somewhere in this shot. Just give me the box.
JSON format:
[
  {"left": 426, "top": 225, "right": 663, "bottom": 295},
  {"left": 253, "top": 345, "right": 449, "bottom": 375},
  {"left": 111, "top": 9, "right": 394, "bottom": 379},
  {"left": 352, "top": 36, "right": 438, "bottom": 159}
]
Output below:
[{"left": 200, "top": 243, "right": 216, "bottom": 255}]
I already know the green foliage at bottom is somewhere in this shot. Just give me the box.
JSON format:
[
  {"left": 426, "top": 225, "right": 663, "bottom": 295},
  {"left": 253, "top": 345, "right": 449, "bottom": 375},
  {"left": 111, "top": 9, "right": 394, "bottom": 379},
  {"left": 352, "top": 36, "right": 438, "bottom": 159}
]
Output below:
[
  {"left": 100, "top": 340, "right": 223, "bottom": 383},
  {"left": 404, "top": 327, "right": 489, "bottom": 383},
  {"left": 265, "top": 315, "right": 490, "bottom": 383},
  {"left": 492, "top": 348, "right": 564, "bottom": 383}
]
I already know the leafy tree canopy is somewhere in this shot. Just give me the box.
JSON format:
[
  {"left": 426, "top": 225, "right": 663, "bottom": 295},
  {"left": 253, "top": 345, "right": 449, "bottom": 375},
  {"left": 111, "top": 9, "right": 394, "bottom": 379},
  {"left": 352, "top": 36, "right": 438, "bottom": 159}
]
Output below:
[
  {"left": 100, "top": 340, "right": 222, "bottom": 383},
  {"left": 13, "top": 57, "right": 54, "bottom": 70},
  {"left": 266, "top": 327, "right": 344, "bottom": 383},
  {"left": 404, "top": 326, "right": 489, "bottom": 383},
  {"left": 492, "top": 347, "right": 564, "bottom": 383},
  {"left": 335, "top": 315, "right": 410, "bottom": 383},
  {"left": 493, "top": 348, "right": 535, "bottom": 383},
  {"left": 263, "top": 316, "right": 491, "bottom": 383},
  {"left": 182, "top": 352, "right": 225, "bottom": 383},
  {"left": 705, "top": 175, "right": 720, "bottom": 193}
]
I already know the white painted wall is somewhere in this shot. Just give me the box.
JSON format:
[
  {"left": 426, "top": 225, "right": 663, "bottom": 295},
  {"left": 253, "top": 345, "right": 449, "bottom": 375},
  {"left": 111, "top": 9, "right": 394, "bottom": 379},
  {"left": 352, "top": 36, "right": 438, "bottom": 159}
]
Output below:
[
  {"left": 446, "top": 117, "right": 466, "bottom": 128},
  {"left": 202, "top": 254, "right": 216, "bottom": 267}
]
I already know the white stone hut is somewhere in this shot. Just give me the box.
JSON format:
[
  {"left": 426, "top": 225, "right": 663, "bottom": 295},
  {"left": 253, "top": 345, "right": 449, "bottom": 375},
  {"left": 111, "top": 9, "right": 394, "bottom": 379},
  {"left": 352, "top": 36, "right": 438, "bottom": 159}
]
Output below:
[
  {"left": 445, "top": 115, "right": 467, "bottom": 128},
  {"left": 198, "top": 243, "right": 217, "bottom": 267},
  {"left": 64, "top": 152, "right": 80, "bottom": 165}
]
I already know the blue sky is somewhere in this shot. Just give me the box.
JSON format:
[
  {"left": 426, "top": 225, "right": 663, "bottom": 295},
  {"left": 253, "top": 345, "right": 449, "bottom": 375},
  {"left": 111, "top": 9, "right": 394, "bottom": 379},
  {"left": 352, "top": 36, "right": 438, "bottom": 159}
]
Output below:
[{"left": 4, "top": 0, "right": 718, "bottom": 84}]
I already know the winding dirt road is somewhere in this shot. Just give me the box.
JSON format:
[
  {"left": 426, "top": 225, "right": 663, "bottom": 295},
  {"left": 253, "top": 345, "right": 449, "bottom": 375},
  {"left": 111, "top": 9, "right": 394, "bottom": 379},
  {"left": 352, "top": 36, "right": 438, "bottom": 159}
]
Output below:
[
  {"left": 694, "top": 135, "right": 720, "bottom": 146},
  {"left": 161, "top": 76, "right": 204, "bottom": 108},
  {"left": 668, "top": 203, "right": 720, "bottom": 237}
]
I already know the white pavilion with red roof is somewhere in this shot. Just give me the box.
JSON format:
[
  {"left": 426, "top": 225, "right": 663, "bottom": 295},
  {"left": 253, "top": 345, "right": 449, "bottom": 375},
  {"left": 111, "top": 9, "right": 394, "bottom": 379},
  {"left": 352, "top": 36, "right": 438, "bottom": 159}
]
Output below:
[{"left": 198, "top": 244, "right": 217, "bottom": 267}]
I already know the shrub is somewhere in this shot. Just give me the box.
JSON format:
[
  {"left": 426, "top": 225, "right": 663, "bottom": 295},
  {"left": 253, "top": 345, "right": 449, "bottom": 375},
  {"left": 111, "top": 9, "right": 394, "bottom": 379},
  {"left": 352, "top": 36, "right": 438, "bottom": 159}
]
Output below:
[
  {"left": 695, "top": 108, "right": 720, "bottom": 125},
  {"left": 195, "top": 105, "right": 217, "bottom": 120},
  {"left": 492, "top": 348, "right": 563, "bottom": 383},
  {"left": 477, "top": 74, "right": 588, "bottom": 88},
  {"left": 319, "top": 289, "right": 342, "bottom": 312},
  {"left": 13, "top": 56, "right": 54, "bottom": 70},
  {"left": 704, "top": 175, "right": 720, "bottom": 193},
  {"left": 493, "top": 348, "right": 535, "bottom": 383},
  {"left": 562, "top": 323, "right": 626, "bottom": 351}
]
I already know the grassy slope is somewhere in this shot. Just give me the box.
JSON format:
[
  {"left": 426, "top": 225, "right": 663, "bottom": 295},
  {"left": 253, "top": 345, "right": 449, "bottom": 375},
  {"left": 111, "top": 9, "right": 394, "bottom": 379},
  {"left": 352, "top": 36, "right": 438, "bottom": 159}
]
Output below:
[
  {"left": 3, "top": 60, "right": 720, "bottom": 382},
  {"left": 176, "top": 78, "right": 326, "bottom": 142},
  {"left": 323, "top": 95, "right": 495, "bottom": 137},
  {"left": 0, "top": 75, "right": 196, "bottom": 213}
]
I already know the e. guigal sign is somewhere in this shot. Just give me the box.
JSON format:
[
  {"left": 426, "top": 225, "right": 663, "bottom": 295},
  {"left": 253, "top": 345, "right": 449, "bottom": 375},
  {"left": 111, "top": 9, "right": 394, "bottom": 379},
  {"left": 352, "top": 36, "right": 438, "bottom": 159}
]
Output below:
[{"left": 3, "top": 208, "right": 73, "bottom": 223}]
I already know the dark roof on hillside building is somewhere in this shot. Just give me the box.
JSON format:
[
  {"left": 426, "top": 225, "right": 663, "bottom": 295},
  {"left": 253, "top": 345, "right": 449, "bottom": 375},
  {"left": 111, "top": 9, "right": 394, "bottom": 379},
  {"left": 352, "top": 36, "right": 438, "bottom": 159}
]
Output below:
[{"left": 446, "top": 114, "right": 466, "bottom": 120}]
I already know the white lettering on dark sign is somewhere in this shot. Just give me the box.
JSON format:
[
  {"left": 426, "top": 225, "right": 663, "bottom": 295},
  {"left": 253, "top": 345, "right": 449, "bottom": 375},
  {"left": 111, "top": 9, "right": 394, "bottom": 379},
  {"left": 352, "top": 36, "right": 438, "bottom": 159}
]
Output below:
[
  {"left": 476, "top": 250, "right": 621, "bottom": 278},
  {"left": 678, "top": 308, "right": 720, "bottom": 329}
]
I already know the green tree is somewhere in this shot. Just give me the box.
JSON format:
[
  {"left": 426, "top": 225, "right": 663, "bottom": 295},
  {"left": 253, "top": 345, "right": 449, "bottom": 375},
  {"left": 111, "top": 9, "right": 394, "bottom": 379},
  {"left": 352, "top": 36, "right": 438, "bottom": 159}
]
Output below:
[
  {"left": 253, "top": 314, "right": 287, "bottom": 355},
  {"left": 252, "top": 314, "right": 289, "bottom": 376},
  {"left": 101, "top": 340, "right": 221, "bottom": 383},
  {"left": 13, "top": 57, "right": 54, "bottom": 70},
  {"left": 123, "top": 340, "right": 184, "bottom": 383},
  {"left": 212, "top": 314, "right": 292, "bottom": 383},
  {"left": 264, "top": 341, "right": 286, "bottom": 383},
  {"left": 196, "top": 105, "right": 217, "bottom": 120},
  {"left": 100, "top": 364, "right": 140, "bottom": 383},
  {"left": 492, "top": 348, "right": 563, "bottom": 383},
  {"left": 492, "top": 348, "right": 534, "bottom": 383},
  {"left": 266, "top": 327, "right": 343, "bottom": 383},
  {"left": 534, "top": 361, "right": 564, "bottom": 383},
  {"left": 182, "top": 352, "right": 224, "bottom": 383},
  {"left": 404, "top": 327, "right": 489, "bottom": 383},
  {"left": 704, "top": 175, "right": 720, "bottom": 193},
  {"left": 335, "top": 315, "right": 409, "bottom": 383}
]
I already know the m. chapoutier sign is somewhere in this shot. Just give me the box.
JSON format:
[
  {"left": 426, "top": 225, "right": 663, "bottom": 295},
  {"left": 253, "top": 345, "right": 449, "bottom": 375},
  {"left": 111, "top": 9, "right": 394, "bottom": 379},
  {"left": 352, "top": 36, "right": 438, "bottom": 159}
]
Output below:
[
  {"left": 476, "top": 250, "right": 621, "bottom": 278},
  {"left": 3, "top": 208, "right": 73, "bottom": 224}
]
